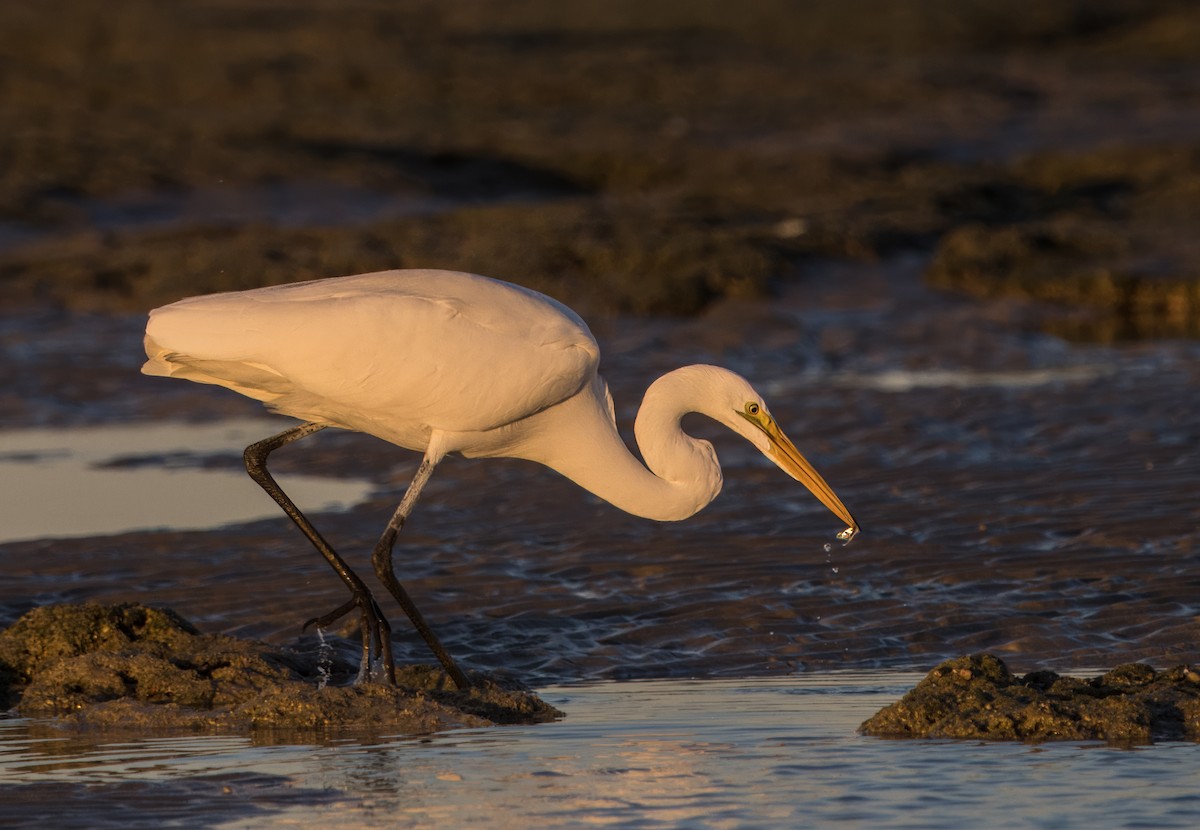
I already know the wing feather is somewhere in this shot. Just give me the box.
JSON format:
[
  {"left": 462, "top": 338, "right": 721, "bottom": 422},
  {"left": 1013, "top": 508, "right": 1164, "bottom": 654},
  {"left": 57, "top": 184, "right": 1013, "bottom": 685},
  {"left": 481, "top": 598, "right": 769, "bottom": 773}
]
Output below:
[{"left": 143, "top": 270, "right": 600, "bottom": 440}]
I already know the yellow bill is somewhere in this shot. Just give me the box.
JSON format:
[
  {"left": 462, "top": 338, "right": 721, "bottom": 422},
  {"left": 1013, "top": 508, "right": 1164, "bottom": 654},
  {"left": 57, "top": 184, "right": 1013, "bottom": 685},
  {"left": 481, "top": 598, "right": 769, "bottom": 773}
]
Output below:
[{"left": 740, "top": 407, "right": 861, "bottom": 542}]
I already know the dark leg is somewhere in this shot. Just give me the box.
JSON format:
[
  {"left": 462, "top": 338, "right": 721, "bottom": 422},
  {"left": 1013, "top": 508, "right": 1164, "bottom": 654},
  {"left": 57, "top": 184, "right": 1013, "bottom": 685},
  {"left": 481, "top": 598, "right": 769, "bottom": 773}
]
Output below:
[
  {"left": 244, "top": 422, "right": 395, "bottom": 685},
  {"left": 304, "top": 597, "right": 355, "bottom": 631},
  {"left": 372, "top": 457, "right": 471, "bottom": 690}
]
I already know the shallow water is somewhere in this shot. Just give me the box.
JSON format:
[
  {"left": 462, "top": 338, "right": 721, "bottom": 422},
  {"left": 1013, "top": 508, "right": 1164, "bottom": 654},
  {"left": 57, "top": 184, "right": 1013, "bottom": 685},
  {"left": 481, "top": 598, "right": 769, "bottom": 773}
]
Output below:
[
  {"left": 3, "top": 675, "right": 1198, "bottom": 829},
  {"left": 0, "top": 420, "right": 372, "bottom": 543}
]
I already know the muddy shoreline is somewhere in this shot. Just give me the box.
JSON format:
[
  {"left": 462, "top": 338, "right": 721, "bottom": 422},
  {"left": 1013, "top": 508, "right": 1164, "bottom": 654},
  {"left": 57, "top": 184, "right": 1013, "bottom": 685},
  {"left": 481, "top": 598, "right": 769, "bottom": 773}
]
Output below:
[{"left": 3, "top": 1, "right": 1200, "bottom": 337}]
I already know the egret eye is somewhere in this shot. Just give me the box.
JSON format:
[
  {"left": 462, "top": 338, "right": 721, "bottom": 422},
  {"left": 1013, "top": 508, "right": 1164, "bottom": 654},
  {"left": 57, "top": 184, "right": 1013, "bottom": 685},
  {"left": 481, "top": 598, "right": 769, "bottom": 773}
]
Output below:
[{"left": 746, "top": 402, "right": 761, "bottom": 417}]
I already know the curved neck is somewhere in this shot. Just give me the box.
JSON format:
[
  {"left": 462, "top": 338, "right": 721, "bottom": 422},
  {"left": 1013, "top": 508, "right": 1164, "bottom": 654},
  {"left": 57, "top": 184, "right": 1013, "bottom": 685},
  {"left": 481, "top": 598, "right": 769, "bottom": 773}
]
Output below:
[{"left": 510, "top": 374, "right": 722, "bottom": 522}]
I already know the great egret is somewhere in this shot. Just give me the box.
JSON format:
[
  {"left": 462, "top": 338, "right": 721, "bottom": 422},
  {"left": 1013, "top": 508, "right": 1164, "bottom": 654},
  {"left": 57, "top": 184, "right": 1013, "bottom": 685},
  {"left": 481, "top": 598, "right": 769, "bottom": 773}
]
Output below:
[{"left": 143, "top": 269, "right": 859, "bottom": 689}]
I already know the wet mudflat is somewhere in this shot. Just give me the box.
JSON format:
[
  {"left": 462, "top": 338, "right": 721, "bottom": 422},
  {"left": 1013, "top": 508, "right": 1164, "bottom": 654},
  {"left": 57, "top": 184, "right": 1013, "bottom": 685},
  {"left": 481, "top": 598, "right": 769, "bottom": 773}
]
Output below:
[
  {"left": 2, "top": 0, "right": 1200, "bottom": 824},
  {"left": 2, "top": 259, "right": 1196, "bottom": 685},
  {"left": 4, "top": 1, "right": 1200, "bottom": 338}
]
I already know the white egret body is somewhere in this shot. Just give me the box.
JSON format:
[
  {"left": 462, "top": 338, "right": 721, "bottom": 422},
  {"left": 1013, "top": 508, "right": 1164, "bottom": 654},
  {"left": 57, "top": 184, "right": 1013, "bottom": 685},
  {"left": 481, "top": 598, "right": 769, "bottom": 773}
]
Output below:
[{"left": 143, "top": 269, "right": 859, "bottom": 687}]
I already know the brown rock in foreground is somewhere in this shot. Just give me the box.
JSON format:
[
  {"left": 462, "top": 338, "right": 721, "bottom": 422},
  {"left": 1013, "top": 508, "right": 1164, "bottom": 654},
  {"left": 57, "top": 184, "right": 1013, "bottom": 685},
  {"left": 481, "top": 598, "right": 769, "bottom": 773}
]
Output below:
[
  {"left": 0, "top": 604, "right": 561, "bottom": 731},
  {"left": 861, "top": 654, "right": 1200, "bottom": 743}
]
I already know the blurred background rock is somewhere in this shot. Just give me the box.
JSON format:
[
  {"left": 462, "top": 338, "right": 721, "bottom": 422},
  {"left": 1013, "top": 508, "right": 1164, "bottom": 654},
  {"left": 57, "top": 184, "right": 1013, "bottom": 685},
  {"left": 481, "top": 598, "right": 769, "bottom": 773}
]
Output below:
[{"left": 1, "top": 0, "right": 1198, "bottom": 338}]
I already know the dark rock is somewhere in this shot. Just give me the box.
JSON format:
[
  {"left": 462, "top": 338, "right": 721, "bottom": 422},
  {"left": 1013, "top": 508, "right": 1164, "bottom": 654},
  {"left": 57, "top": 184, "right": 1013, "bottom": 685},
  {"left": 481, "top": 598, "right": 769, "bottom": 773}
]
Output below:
[
  {"left": 0, "top": 603, "right": 562, "bottom": 731},
  {"left": 861, "top": 654, "right": 1200, "bottom": 743}
]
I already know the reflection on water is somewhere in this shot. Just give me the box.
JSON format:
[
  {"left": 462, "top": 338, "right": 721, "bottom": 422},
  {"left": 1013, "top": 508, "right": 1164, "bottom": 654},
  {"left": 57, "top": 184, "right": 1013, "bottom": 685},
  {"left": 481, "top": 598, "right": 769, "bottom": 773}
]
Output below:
[
  {"left": 0, "top": 419, "right": 373, "bottom": 543},
  {"left": 2, "top": 676, "right": 1199, "bottom": 829},
  {"left": 822, "top": 364, "right": 1117, "bottom": 392}
]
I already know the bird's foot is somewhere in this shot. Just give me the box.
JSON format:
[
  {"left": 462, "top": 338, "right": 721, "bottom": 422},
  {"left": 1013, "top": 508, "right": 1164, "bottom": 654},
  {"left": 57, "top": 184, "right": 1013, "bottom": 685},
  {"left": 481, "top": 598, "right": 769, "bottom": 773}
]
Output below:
[{"left": 303, "top": 595, "right": 396, "bottom": 686}]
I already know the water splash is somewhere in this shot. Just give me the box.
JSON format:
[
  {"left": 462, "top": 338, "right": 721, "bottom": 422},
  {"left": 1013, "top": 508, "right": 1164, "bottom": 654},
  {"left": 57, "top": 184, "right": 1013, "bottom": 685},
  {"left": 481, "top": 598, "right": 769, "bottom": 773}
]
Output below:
[
  {"left": 368, "top": 658, "right": 391, "bottom": 684},
  {"left": 315, "top": 626, "right": 333, "bottom": 691}
]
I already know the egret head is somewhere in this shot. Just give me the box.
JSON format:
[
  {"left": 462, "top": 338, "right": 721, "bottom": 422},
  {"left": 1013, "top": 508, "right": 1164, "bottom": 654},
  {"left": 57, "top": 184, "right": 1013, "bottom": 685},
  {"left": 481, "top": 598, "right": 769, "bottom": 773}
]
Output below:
[
  {"left": 636, "top": 364, "right": 860, "bottom": 537},
  {"left": 712, "top": 374, "right": 860, "bottom": 542}
]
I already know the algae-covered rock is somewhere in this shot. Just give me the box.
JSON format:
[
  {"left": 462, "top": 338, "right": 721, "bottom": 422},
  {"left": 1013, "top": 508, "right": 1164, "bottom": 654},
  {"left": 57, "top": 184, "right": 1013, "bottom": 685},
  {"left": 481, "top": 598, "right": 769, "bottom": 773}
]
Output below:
[
  {"left": 11, "top": 0, "right": 1200, "bottom": 334},
  {"left": 924, "top": 144, "right": 1200, "bottom": 341},
  {"left": 0, "top": 603, "right": 562, "bottom": 731},
  {"left": 861, "top": 654, "right": 1200, "bottom": 743},
  {"left": 926, "top": 219, "right": 1200, "bottom": 340}
]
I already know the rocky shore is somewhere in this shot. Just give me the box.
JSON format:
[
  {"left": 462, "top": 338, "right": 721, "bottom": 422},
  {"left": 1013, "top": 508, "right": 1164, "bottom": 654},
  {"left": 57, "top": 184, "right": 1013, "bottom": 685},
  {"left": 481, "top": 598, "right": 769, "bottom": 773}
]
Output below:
[
  {"left": 862, "top": 653, "right": 1200, "bottom": 743},
  {"left": 0, "top": 604, "right": 560, "bottom": 731}
]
